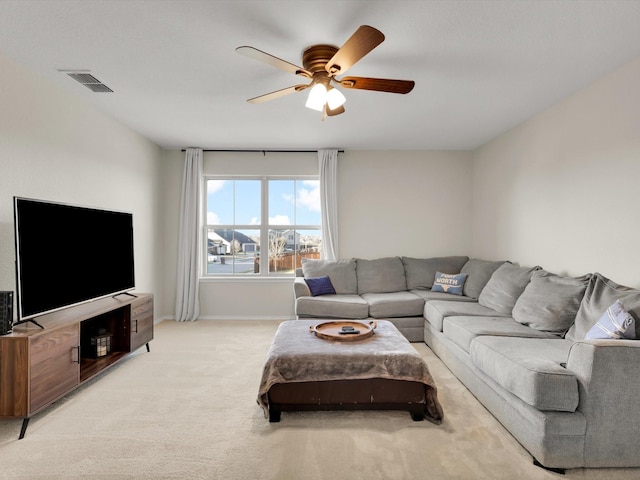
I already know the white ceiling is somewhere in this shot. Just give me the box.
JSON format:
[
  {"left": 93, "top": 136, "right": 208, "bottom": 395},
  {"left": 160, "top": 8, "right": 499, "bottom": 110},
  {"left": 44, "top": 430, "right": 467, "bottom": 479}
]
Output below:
[{"left": 2, "top": 0, "right": 640, "bottom": 151}]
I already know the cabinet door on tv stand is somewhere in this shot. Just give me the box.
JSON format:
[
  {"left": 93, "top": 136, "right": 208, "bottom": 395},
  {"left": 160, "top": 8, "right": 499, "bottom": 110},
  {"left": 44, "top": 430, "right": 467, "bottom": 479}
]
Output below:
[
  {"left": 29, "top": 324, "right": 80, "bottom": 413},
  {"left": 130, "top": 295, "right": 153, "bottom": 352}
]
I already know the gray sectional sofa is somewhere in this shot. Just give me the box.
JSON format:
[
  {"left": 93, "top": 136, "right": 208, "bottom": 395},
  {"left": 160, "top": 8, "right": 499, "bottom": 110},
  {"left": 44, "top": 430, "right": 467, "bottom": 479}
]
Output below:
[
  {"left": 295, "top": 256, "right": 486, "bottom": 341},
  {"left": 293, "top": 256, "right": 640, "bottom": 470}
]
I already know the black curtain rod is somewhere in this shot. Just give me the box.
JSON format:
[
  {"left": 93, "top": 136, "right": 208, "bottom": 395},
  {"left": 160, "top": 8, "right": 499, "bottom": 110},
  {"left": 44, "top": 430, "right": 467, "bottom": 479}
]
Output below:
[{"left": 181, "top": 149, "right": 344, "bottom": 153}]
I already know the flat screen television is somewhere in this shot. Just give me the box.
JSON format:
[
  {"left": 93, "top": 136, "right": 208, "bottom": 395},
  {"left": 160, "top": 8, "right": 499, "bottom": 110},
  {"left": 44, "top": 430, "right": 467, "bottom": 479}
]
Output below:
[{"left": 13, "top": 197, "right": 135, "bottom": 324}]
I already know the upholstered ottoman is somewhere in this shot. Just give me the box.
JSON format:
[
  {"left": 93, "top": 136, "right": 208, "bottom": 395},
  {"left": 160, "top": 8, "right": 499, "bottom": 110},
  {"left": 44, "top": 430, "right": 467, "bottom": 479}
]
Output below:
[{"left": 257, "top": 319, "right": 443, "bottom": 423}]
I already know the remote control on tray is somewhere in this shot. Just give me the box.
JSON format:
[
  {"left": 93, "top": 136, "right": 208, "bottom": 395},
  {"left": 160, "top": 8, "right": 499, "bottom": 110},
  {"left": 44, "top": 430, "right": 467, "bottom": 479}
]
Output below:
[{"left": 339, "top": 326, "right": 360, "bottom": 335}]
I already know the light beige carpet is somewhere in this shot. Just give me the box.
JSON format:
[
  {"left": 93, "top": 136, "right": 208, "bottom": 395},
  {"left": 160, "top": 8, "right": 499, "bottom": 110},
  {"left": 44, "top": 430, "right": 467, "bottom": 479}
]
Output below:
[{"left": 0, "top": 320, "right": 637, "bottom": 480}]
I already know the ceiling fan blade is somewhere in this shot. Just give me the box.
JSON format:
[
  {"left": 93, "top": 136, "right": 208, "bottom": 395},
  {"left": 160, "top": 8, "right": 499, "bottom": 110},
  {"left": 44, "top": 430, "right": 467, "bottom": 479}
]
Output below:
[
  {"left": 247, "top": 84, "right": 309, "bottom": 104},
  {"left": 236, "top": 46, "right": 312, "bottom": 78},
  {"left": 338, "top": 76, "right": 415, "bottom": 94},
  {"left": 325, "top": 104, "right": 345, "bottom": 116},
  {"left": 325, "top": 25, "right": 385, "bottom": 76}
]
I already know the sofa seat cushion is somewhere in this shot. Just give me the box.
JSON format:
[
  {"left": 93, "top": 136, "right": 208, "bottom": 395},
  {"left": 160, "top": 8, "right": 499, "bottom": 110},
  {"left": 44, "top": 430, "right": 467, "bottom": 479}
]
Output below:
[
  {"left": 424, "top": 300, "right": 510, "bottom": 332},
  {"left": 411, "top": 290, "right": 477, "bottom": 303},
  {"left": 361, "top": 291, "right": 424, "bottom": 318},
  {"left": 470, "top": 336, "right": 578, "bottom": 412},
  {"left": 296, "top": 294, "right": 368, "bottom": 319},
  {"left": 356, "top": 257, "right": 406, "bottom": 294},
  {"left": 443, "top": 316, "right": 560, "bottom": 354},
  {"left": 382, "top": 315, "right": 425, "bottom": 329}
]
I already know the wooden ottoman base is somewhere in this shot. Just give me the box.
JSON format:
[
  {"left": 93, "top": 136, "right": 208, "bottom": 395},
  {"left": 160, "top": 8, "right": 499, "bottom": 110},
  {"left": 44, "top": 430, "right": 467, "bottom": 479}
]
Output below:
[{"left": 266, "top": 378, "right": 428, "bottom": 422}]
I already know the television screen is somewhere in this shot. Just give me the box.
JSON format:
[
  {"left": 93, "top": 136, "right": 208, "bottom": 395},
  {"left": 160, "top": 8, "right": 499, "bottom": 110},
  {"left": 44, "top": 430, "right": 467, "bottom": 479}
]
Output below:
[{"left": 13, "top": 197, "right": 135, "bottom": 320}]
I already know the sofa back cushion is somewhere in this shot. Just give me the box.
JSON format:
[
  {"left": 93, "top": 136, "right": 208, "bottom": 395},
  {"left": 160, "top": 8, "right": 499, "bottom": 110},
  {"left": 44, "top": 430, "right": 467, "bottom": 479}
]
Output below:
[
  {"left": 459, "top": 259, "right": 506, "bottom": 299},
  {"left": 478, "top": 263, "right": 541, "bottom": 315},
  {"left": 401, "top": 256, "right": 469, "bottom": 290},
  {"left": 565, "top": 273, "right": 640, "bottom": 341},
  {"left": 301, "top": 258, "right": 357, "bottom": 295},
  {"left": 357, "top": 257, "right": 406, "bottom": 294},
  {"left": 512, "top": 270, "right": 590, "bottom": 334}
]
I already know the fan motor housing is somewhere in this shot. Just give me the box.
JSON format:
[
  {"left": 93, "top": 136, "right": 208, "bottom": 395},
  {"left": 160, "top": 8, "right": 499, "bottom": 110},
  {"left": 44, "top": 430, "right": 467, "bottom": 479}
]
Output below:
[{"left": 302, "top": 44, "right": 338, "bottom": 73}]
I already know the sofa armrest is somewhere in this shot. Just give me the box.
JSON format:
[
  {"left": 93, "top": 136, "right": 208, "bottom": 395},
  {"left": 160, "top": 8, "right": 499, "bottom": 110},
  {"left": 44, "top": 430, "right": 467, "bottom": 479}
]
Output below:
[
  {"left": 566, "top": 340, "right": 640, "bottom": 467},
  {"left": 293, "top": 277, "right": 310, "bottom": 298}
]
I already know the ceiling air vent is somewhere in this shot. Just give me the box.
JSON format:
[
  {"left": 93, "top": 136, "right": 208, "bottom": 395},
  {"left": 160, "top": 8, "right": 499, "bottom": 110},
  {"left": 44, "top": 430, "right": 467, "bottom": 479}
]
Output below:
[{"left": 62, "top": 71, "right": 114, "bottom": 93}]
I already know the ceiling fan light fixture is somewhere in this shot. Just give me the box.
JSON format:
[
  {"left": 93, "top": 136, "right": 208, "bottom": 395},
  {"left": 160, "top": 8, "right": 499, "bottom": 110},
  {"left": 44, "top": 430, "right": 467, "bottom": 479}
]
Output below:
[
  {"left": 305, "top": 84, "right": 327, "bottom": 111},
  {"left": 238, "top": 25, "right": 414, "bottom": 118},
  {"left": 326, "top": 87, "right": 346, "bottom": 110}
]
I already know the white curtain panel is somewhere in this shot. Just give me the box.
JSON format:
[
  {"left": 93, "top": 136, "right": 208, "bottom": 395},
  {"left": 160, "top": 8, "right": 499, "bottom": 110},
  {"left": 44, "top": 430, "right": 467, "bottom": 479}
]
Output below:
[
  {"left": 318, "top": 148, "right": 339, "bottom": 261},
  {"left": 175, "top": 147, "right": 202, "bottom": 322}
]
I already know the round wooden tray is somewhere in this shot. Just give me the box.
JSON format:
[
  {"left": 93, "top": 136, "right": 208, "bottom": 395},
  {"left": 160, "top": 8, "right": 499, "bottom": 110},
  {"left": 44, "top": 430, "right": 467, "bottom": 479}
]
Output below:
[{"left": 309, "top": 320, "right": 377, "bottom": 342}]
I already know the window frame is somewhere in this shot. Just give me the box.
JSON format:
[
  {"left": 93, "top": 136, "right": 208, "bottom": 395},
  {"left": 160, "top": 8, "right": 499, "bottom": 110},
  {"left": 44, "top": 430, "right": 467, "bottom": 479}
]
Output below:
[{"left": 202, "top": 174, "right": 321, "bottom": 278}]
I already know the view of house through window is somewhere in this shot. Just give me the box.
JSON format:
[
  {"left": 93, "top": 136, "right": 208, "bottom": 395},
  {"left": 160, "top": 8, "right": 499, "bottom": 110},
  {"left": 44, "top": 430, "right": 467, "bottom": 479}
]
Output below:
[{"left": 205, "top": 177, "right": 322, "bottom": 275}]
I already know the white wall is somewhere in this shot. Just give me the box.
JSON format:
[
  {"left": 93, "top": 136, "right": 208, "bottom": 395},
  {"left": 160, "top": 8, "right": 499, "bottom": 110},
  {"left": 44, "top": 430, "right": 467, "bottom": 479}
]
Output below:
[
  {"left": 159, "top": 149, "right": 473, "bottom": 320},
  {"left": 472, "top": 55, "right": 640, "bottom": 288},
  {"left": 338, "top": 151, "right": 473, "bottom": 259},
  {"left": 0, "top": 52, "right": 163, "bottom": 316}
]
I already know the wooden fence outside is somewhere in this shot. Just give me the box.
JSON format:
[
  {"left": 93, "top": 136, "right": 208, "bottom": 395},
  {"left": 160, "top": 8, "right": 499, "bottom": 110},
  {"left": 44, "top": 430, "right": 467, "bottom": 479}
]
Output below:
[{"left": 254, "top": 251, "right": 321, "bottom": 273}]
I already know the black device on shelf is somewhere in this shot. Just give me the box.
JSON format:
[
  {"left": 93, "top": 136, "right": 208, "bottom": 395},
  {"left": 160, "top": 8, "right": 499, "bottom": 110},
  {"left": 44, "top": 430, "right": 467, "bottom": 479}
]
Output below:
[
  {"left": 13, "top": 197, "right": 135, "bottom": 326},
  {"left": 0, "top": 291, "right": 13, "bottom": 335}
]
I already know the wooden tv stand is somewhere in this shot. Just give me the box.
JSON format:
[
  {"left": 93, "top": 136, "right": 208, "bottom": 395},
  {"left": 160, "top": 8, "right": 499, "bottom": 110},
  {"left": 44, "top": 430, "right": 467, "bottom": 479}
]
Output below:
[{"left": 0, "top": 293, "right": 153, "bottom": 439}]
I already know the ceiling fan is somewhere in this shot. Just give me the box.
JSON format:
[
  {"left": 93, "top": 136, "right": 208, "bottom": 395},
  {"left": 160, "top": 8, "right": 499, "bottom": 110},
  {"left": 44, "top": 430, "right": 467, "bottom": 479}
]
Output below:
[{"left": 236, "top": 25, "right": 415, "bottom": 120}]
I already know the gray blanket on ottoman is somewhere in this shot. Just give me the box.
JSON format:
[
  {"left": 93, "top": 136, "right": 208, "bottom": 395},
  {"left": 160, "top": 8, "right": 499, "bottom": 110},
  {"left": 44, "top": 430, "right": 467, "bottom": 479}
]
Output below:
[{"left": 257, "top": 319, "right": 444, "bottom": 423}]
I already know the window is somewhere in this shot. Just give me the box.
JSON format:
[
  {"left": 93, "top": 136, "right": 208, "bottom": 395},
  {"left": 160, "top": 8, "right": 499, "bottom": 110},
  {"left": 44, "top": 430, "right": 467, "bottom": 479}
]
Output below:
[{"left": 204, "top": 177, "right": 322, "bottom": 276}]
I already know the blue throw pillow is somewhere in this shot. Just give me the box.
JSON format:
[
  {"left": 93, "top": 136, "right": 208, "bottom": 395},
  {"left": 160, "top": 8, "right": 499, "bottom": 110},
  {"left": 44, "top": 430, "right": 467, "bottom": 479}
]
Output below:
[
  {"left": 304, "top": 276, "right": 336, "bottom": 297},
  {"left": 586, "top": 300, "right": 636, "bottom": 340},
  {"left": 431, "top": 271, "right": 468, "bottom": 296}
]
